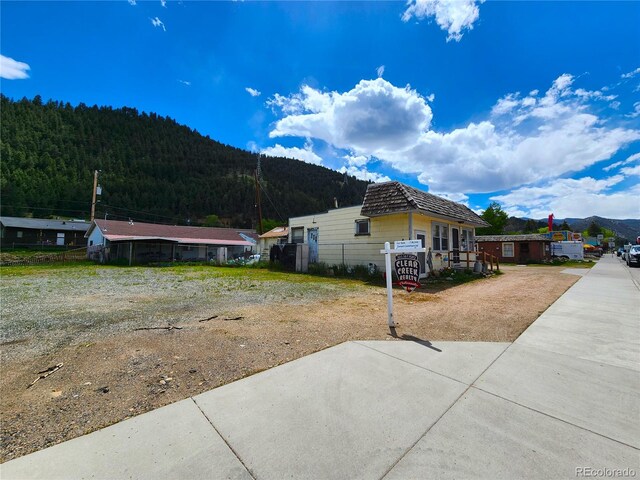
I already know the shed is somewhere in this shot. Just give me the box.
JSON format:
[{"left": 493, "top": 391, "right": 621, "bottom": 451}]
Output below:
[
  {"left": 476, "top": 234, "right": 552, "bottom": 263},
  {"left": 258, "top": 226, "right": 288, "bottom": 257}
]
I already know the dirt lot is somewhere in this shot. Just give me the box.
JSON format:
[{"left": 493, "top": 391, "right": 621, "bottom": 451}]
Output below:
[{"left": 0, "top": 263, "right": 582, "bottom": 462}]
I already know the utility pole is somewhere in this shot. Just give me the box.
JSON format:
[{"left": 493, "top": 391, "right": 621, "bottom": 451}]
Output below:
[
  {"left": 254, "top": 168, "right": 263, "bottom": 235},
  {"left": 90, "top": 170, "right": 101, "bottom": 222}
]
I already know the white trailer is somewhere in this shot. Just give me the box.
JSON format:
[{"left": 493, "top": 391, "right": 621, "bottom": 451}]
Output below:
[{"left": 551, "top": 241, "right": 584, "bottom": 260}]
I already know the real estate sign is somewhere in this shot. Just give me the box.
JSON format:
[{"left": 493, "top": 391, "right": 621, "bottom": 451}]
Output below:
[{"left": 394, "top": 253, "right": 421, "bottom": 293}]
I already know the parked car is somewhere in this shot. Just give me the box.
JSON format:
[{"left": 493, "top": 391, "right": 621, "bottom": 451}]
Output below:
[
  {"left": 627, "top": 245, "right": 640, "bottom": 267},
  {"left": 617, "top": 247, "right": 624, "bottom": 257},
  {"left": 246, "top": 254, "right": 261, "bottom": 264}
]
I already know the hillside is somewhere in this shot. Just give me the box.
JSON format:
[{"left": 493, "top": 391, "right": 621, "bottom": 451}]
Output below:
[
  {"left": 0, "top": 95, "right": 370, "bottom": 228},
  {"left": 504, "top": 215, "right": 638, "bottom": 242},
  {"left": 564, "top": 216, "right": 640, "bottom": 241}
]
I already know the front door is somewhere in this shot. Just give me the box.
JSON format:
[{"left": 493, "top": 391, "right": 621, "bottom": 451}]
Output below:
[
  {"left": 416, "top": 231, "right": 427, "bottom": 277},
  {"left": 451, "top": 228, "right": 460, "bottom": 264},
  {"left": 307, "top": 228, "right": 319, "bottom": 263}
]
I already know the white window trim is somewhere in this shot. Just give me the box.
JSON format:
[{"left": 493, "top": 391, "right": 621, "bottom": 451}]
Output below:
[
  {"left": 461, "top": 228, "right": 474, "bottom": 252},
  {"left": 431, "top": 222, "right": 449, "bottom": 252},
  {"left": 354, "top": 219, "right": 370, "bottom": 236},
  {"left": 502, "top": 242, "right": 515, "bottom": 257}
]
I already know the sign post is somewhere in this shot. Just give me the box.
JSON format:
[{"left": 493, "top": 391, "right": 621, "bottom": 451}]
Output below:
[{"left": 380, "top": 240, "right": 426, "bottom": 328}]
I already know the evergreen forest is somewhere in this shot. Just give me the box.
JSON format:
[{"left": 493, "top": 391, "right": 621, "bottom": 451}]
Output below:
[{"left": 1, "top": 95, "right": 370, "bottom": 229}]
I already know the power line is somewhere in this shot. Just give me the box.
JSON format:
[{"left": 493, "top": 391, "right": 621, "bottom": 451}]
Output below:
[{"left": 257, "top": 176, "right": 285, "bottom": 223}]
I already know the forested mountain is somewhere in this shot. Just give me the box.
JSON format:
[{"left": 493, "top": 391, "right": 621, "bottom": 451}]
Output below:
[
  {"left": 1, "top": 95, "right": 370, "bottom": 228},
  {"left": 564, "top": 216, "right": 639, "bottom": 241},
  {"left": 504, "top": 215, "right": 638, "bottom": 242}
]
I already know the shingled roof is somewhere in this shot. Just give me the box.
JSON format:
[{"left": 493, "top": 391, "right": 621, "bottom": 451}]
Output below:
[{"left": 360, "top": 181, "right": 489, "bottom": 227}]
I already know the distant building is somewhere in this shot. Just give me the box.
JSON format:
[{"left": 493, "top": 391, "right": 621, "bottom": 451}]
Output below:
[
  {"left": 476, "top": 234, "right": 552, "bottom": 263},
  {"left": 258, "top": 226, "right": 288, "bottom": 257},
  {"left": 85, "top": 219, "right": 256, "bottom": 264},
  {"left": 0, "top": 216, "right": 89, "bottom": 248}
]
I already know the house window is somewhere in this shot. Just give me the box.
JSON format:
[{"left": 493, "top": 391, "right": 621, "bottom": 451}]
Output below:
[
  {"left": 461, "top": 229, "right": 474, "bottom": 252},
  {"left": 17, "top": 231, "right": 23, "bottom": 238},
  {"left": 432, "top": 223, "right": 449, "bottom": 251},
  {"left": 291, "top": 227, "right": 304, "bottom": 244},
  {"left": 502, "top": 242, "right": 514, "bottom": 257},
  {"left": 355, "top": 219, "right": 370, "bottom": 236}
]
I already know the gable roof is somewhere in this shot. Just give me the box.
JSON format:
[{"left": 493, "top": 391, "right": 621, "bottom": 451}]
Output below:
[
  {"left": 360, "top": 182, "right": 489, "bottom": 227},
  {"left": 0, "top": 216, "right": 90, "bottom": 232},
  {"left": 86, "top": 220, "right": 253, "bottom": 246},
  {"left": 259, "top": 226, "right": 289, "bottom": 239},
  {"left": 476, "top": 234, "right": 551, "bottom": 242}
]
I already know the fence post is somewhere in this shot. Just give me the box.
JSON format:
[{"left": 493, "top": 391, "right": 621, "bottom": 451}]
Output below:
[{"left": 342, "top": 244, "right": 345, "bottom": 265}]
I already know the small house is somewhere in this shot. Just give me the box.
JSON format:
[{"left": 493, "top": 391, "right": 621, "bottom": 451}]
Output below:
[
  {"left": 476, "top": 234, "right": 552, "bottom": 263},
  {"left": 258, "top": 226, "right": 288, "bottom": 258},
  {"left": 85, "top": 219, "right": 256, "bottom": 264},
  {"left": 0, "top": 216, "right": 89, "bottom": 248},
  {"left": 287, "top": 181, "right": 489, "bottom": 276}
]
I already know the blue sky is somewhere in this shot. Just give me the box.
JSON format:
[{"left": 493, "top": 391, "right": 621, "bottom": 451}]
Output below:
[{"left": 1, "top": 1, "right": 639, "bottom": 219}]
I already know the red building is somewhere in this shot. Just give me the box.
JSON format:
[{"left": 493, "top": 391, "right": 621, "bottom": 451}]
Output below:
[{"left": 476, "top": 234, "right": 552, "bottom": 263}]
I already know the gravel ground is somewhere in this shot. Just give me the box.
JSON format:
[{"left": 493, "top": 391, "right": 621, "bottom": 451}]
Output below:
[{"left": 0, "top": 263, "right": 581, "bottom": 462}]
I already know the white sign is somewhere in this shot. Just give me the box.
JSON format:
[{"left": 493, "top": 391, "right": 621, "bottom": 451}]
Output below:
[
  {"left": 380, "top": 241, "right": 427, "bottom": 328},
  {"left": 394, "top": 240, "right": 422, "bottom": 251}
]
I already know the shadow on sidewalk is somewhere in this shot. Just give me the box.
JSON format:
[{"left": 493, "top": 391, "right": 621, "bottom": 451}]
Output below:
[{"left": 388, "top": 327, "right": 443, "bottom": 352}]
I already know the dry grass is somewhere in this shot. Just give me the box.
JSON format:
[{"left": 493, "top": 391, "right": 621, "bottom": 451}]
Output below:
[{"left": 0, "top": 263, "right": 579, "bottom": 461}]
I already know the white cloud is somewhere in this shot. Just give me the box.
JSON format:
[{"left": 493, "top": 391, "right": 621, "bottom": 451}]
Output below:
[
  {"left": 246, "top": 141, "right": 259, "bottom": 153},
  {"left": 160, "top": 0, "right": 167, "bottom": 6},
  {"left": 621, "top": 67, "right": 640, "bottom": 79},
  {"left": 338, "top": 166, "right": 391, "bottom": 183},
  {"left": 177, "top": 79, "right": 191, "bottom": 86},
  {"left": 245, "top": 87, "right": 261, "bottom": 97},
  {"left": 620, "top": 164, "right": 640, "bottom": 177},
  {"left": 270, "top": 78, "right": 433, "bottom": 153},
  {"left": 150, "top": 17, "right": 166, "bottom": 31},
  {"left": 269, "top": 75, "right": 640, "bottom": 194},
  {"left": 402, "top": 0, "right": 483, "bottom": 42},
  {"left": 0, "top": 54, "right": 31, "bottom": 80},
  {"left": 426, "top": 93, "right": 435, "bottom": 102},
  {"left": 344, "top": 154, "right": 369, "bottom": 167},
  {"left": 261, "top": 141, "right": 323, "bottom": 165},
  {"left": 128, "top": 0, "right": 136, "bottom": 5},
  {"left": 603, "top": 152, "right": 640, "bottom": 172},
  {"left": 491, "top": 175, "right": 638, "bottom": 219},
  {"left": 428, "top": 191, "right": 469, "bottom": 204},
  {"left": 377, "top": 65, "right": 385, "bottom": 78},
  {"left": 627, "top": 102, "right": 640, "bottom": 118}
]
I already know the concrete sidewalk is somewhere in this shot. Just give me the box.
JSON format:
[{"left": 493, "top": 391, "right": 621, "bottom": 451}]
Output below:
[{"left": 3, "top": 257, "right": 639, "bottom": 479}]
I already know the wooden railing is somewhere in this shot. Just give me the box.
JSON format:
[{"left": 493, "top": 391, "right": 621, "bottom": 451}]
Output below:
[{"left": 447, "top": 250, "right": 499, "bottom": 272}]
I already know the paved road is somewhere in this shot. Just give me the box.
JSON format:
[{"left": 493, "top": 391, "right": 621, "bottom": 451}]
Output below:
[{"left": 2, "top": 256, "right": 639, "bottom": 479}]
